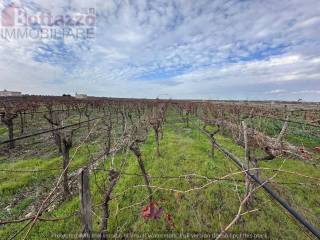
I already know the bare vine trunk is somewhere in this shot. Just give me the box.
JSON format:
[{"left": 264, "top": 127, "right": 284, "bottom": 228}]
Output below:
[
  {"left": 7, "top": 119, "right": 14, "bottom": 149},
  {"left": 130, "top": 142, "right": 153, "bottom": 202},
  {"left": 61, "top": 131, "right": 73, "bottom": 198},
  {"left": 19, "top": 112, "right": 24, "bottom": 134},
  {"left": 54, "top": 131, "right": 63, "bottom": 154},
  {"left": 100, "top": 170, "right": 119, "bottom": 240},
  {"left": 154, "top": 128, "right": 160, "bottom": 157},
  {"left": 61, "top": 141, "right": 71, "bottom": 198}
]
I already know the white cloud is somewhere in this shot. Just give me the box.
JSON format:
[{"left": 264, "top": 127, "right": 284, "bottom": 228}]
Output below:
[
  {"left": 292, "top": 90, "right": 320, "bottom": 95},
  {"left": 267, "top": 89, "right": 287, "bottom": 94},
  {"left": 0, "top": 0, "right": 320, "bottom": 100}
]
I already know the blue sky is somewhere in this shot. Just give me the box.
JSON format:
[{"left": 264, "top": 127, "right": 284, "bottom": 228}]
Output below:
[{"left": 0, "top": 0, "right": 320, "bottom": 101}]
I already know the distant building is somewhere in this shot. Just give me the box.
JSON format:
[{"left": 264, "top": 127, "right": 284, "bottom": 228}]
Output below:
[
  {"left": 74, "top": 92, "right": 87, "bottom": 99},
  {"left": 0, "top": 89, "right": 22, "bottom": 97}
]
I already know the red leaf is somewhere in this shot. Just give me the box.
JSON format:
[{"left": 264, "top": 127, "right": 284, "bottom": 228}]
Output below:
[
  {"left": 154, "top": 207, "right": 164, "bottom": 219},
  {"left": 313, "top": 147, "right": 320, "bottom": 153},
  {"left": 141, "top": 202, "right": 163, "bottom": 220},
  {"left": 165, "top": 213, "right": 175, "bottom": 229}
]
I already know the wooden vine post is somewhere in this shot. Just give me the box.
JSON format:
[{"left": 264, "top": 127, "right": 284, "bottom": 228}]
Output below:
[
  {"left": 78, "top": 167, "right": 93, "bottom": 240},
  {"left": 242, "top": 121, "right": 252, "bottom": 206}
]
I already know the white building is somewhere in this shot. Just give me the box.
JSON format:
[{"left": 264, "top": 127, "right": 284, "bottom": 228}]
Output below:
[
  {"left": 74, "top": 92, "right": 87, "bottom": 99},
  {"left": 0, "top": 89, "right": 22, "bottom": 97}
]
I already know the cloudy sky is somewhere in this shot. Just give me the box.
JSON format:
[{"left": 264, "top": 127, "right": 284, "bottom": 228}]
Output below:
[{"left": 0, "top": 0, "right": 320, "bottom": 101}]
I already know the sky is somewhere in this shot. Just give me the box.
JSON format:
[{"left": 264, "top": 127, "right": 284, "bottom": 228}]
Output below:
[{"left": 0, "top": 0, "right": 320, "bottom": 101}]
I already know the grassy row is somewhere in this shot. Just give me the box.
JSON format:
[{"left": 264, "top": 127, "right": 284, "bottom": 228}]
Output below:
[{"left": 1, "top": 119, "right": 319, "bottom": 239}]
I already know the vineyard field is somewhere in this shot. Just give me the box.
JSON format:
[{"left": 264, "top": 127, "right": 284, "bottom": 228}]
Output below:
[{"left": 0, "top": 97, "right": 319, "bottom": 239}]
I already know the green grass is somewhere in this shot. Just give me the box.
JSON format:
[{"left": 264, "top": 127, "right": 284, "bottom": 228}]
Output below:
[
  {"left": 0, "top": 127, "right": 7, "bottom": 140},
  {"left": 248, "top": 117, "right": 320, "bottom": 148},
  {"left": 0, "top": 144, "right": 98, "bottom": 227},
  {"left": 0, "top": 117, "right": 319, "bottom": 239}
]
